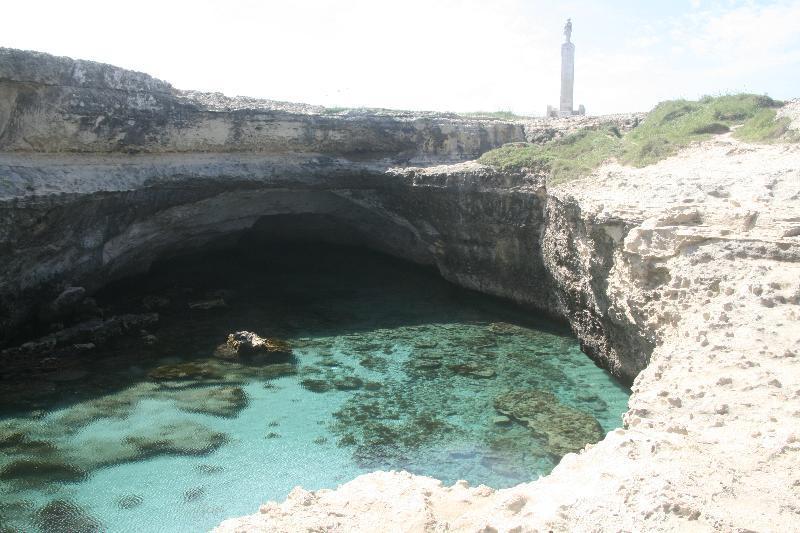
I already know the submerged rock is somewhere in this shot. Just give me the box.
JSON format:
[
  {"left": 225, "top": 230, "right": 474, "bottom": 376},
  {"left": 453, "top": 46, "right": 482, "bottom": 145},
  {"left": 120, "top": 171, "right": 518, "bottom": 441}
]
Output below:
[
  {"left": 412, "top": 360, "right": 442, "bottom": 371},
  {"left": 170, "top": 386, "right": 248, "bottom": 418},
  {"left": 36, "top": 499, "right": 102, "bottom": 533},
  {"left": 493, "top": 389, "right": 604, "bottom": 458},
  {"left": 492, "top": 415, "right": 512, "bottom": 426},
  {"left": 124, "top": 422, "right": 228, "bottom": 458},
  {"left": 0, "top": 313, "right": 157, "bottom": 366},
  {"left": 448, "top": 362, "right": 496, "bottom": 378},
  {"left": 301, "top": 379, "right": 332, "bottom": 393},
  {"left": 188, "top": 298, "right": 227, "bottom": 310},
  {"left": 333, "top": 376, "right": 363, "bottom": 391},
  {"left": 258, "top": 363, "right": 298, "bottom": 380},
  {"left": 116, "top": 495, "right": 143, "bottom": 510},
  {"left": 413, "top": 341, "right": 438, "bottom": 349},
  {"left": 39, "top": 286, "right": 87, "bottom": 321},
  {"left": 183, "top": 487, "right": 205, "bottom": 503},
  {"left": 142, "top": 295, "right": 170, "bottom": 310},
  {"left": 359, "top": 355, "right": 388, "bottom": 371},
  {"left": 141, "top": 332, "right": 158, "bottom": 345},
  {"left": 488, "top": 322, "right": 519, "bottom": 336},
  {"left": 195, "top": 464, "right": 224, "bottom": 475},
  {"left": 148, "top": 361, "right": 222, "bottom": 381},
  {"left": 0, "top": 459, "right": 87, "bottom": 487},
  {"left": 0, "top": 430, "right": 56, "bottom": 455}
]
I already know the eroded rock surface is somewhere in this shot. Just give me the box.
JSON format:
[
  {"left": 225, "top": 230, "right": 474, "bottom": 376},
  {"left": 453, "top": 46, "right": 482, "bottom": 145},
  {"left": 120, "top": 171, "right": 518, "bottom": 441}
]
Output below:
[
  {"left": 494, "top": 389, "right": 604, "bottom": 457},
  {"left": 2, "top": 48, "right": 799, "bottom": 531},
  {"left": 224, "top": 331, "right": 291, "bottom": 358},
  {"left": 215, "top": 138, "right": 800, "bottom": 532}
]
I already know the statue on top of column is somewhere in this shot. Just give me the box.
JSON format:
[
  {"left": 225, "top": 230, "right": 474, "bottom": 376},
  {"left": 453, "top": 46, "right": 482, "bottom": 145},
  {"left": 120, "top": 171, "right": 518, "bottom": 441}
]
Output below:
[{"left": 564, "top": 18, "right": 572, "bottom": 43}]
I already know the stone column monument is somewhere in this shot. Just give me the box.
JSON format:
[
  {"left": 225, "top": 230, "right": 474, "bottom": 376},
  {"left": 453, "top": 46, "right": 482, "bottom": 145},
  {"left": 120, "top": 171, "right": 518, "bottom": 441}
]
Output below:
[
  {"left": 545, "top": 19, "right": 584, "bottom": 118},
  {"left": 559, "top": 18, "right": 575, "bottom": 116}
]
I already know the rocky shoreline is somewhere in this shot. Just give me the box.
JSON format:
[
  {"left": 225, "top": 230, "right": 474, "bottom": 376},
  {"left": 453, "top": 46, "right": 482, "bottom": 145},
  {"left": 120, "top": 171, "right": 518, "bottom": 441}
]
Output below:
[
  {"left": 2, "top": 48, "right": 799, "bottom": 531},
  {"left": 215, "top": 135, "right": 800, "bottom": 533}
]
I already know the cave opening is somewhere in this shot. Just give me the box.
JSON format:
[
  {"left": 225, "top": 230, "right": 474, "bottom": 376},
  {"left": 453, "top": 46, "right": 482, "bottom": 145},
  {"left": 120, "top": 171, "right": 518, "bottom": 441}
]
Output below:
[{"left": 0, "top": 221, "right": 630, "bottom": 532}]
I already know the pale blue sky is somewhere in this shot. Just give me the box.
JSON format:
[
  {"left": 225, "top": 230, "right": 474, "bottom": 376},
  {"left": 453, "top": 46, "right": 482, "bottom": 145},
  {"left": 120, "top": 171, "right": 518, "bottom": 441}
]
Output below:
[{"left": 3, "top": 0, "right": 799, "bottom": 114}]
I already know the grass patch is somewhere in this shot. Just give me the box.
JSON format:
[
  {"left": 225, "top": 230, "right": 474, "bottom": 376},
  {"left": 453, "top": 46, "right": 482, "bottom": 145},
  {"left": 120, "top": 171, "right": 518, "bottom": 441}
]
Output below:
[
  {"left": 733, "top": 108, "right": 791, "bottom": 142},
  {"left": 479, "top": 93, "right": 794, "bottom": 183},
  {"left": 619, "top": 94, "right": 783, "bottom": 166},
  {"left": 479, "top": 125, "right": 622, "bottom": 184}
]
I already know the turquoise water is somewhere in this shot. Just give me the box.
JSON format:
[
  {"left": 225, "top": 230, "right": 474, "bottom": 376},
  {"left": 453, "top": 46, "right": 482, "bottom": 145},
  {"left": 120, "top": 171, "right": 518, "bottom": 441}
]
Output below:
[{"left": 0, "top": 244, "right": 630, "bottom": 532}]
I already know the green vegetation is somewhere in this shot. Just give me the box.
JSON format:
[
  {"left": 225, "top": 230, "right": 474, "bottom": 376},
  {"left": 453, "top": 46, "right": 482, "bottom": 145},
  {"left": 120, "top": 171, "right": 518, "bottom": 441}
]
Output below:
[
  {"left": 733, "top": 108, "right": 792, "bottom": 142},
  {"left": 479, "top": 126, "right": 622, "bottom": 184},
  {"left": 479, "top": 94, "right": 795, "bottom": 184},
  {"left": 620, "top": 94, "right": 784, "bottom": 165}
]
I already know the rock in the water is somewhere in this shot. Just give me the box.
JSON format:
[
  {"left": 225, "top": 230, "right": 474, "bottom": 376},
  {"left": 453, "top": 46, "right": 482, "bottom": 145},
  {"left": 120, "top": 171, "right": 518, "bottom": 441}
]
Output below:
[
  {"left": 225, "top": 331, "right": 291, "bottom": 358},
  {"left": 51, "top": 286, "right": 86, "bottom": 311},
  {"left": 141, "top": 295, "right": 170, "bottom": 310},
  {"left": 259, "top": 363, "right": 298, "bottom": 379},
  {"left": 148, "top": 361, "right": 221, "bottom": 381},
  {"left": 0, "top": 459, "right": 87, "bottom": 487},
  {"left": 116, "top": 495, "right": 143, "bottom": 510},
  {"left": 124, "top": 422, "right": 228, "bottom": 458},
  {"left": 492, "top": 415, "right": 512, "bottom": 426},
  {"left": 412, "top": 360, "right": 442, "bottom": 370},
  {"left": 170, "top": 386, "right": 248, "bottom": 418},
  {"left": 141, "top": 334, "right": 158, "bottom": 345},
  {"left": 189, "top": 298, "right": 227, "bottom": 310},
  {"left": 488, "top": 322, "right": 519, "bottom": 335},
  {"left": 38, "top": 286, "right": 100, "bottom": 324},
  {"left": 333, "top": 376, "right": 363, "bottom": 391},
  {"left": 36, "top": 499, "right": 102, "bottom": 533},
  {"left": 183, "top": 487, "right": 205, "bottom": 503},
  {"left": 493, "top": 389, "right": 604, "bottom": 458},
  {"left": 0, "top": 314, "right": 157, "bottom": 364},
  {"left": 301, "top": 379, "right": 332, "bottom": 393},
  {"left": 448, "top": 362, "right": 496, "bottom": 378}
]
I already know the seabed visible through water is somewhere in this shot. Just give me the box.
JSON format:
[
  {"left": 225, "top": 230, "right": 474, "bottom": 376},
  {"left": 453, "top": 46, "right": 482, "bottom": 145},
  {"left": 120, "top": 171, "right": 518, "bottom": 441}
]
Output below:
[{"left": 0, "top": 243, "right": 630, "bottom": 532}]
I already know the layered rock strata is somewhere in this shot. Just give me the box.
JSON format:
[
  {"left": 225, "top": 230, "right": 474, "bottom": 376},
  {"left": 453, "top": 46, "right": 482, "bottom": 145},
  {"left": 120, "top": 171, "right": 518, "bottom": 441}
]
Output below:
[
  {"left": 216, "top": 136, "right": 800, "bottom": 533},
  {"left": 2, "top": 48, "right": 799, "bottom": 531}
]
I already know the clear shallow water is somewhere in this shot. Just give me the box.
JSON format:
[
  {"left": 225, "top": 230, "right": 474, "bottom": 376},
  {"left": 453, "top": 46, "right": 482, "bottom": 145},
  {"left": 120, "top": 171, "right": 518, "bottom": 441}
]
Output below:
[{"left": 0, "top": 244, "right": 630, "bottom": 532}]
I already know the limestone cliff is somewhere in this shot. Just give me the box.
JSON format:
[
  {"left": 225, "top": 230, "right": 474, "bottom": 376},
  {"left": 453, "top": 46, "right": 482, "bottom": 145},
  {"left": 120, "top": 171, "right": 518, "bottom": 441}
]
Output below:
[
  {"left": 215, "top": 134, "right": 800, "bottom": 533},
  {"left": 0, "top": 49, "right": 564, "bottom": 367},
  {"left": 0, "top": 48, "right": 523, "bottom": 159},
  {"left": 3, "top": 48, "right": 799, "bottom": 532}
]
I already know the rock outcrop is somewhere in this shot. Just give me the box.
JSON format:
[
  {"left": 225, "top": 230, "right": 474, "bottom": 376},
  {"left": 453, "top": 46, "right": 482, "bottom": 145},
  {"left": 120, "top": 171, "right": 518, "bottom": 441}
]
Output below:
[
  {"left": 0, "top": 47, "right": 523, "bottom": 158},
  {"left": 2, "top": 48, "right": 799, "bottom": 531},
  {"left": 216, "top": 136, "right": 800, "bottom": 533}
]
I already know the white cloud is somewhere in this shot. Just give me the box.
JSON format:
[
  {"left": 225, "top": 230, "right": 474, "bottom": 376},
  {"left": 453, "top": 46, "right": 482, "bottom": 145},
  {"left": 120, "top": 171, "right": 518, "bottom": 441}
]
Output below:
[{"left": 674, "top": 1, "right": 800, "bottom": 73}]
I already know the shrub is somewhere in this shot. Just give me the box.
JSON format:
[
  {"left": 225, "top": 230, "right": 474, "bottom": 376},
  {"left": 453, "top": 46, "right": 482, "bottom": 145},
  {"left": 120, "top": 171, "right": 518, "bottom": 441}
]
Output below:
[{"left": 478, "top": 93, "right": 795, "bottom": 183}]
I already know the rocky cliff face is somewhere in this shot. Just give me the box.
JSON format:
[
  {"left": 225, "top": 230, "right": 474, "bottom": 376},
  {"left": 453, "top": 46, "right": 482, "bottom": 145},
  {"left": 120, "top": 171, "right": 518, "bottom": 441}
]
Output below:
[
  {"left": 216, "top": 134, "right": 800, "bottom": 533},
  {"left": 0, "top": 49, "right": 562, "bottom": 370},
  {"left": 0, "top": 49, "right": 656, "bottom": 384},
  {"left": 0, "top": 48, "right": 523, "bottom": 159},
  {"left": 0, "top": 154, "right": 554, "bottom": 355},
  {"left": 3, "top": 47, "right": 799, "bottom": 532}
]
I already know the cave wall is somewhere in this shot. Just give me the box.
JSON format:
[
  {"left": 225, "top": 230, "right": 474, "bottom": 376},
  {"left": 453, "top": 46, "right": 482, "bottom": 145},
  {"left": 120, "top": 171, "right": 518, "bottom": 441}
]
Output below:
[
  {"left": 0, "top": 47, "right": 646, "bottom": 384},
  {"left": 0, "top": 157, "right": 553, "bottom": 352}
]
